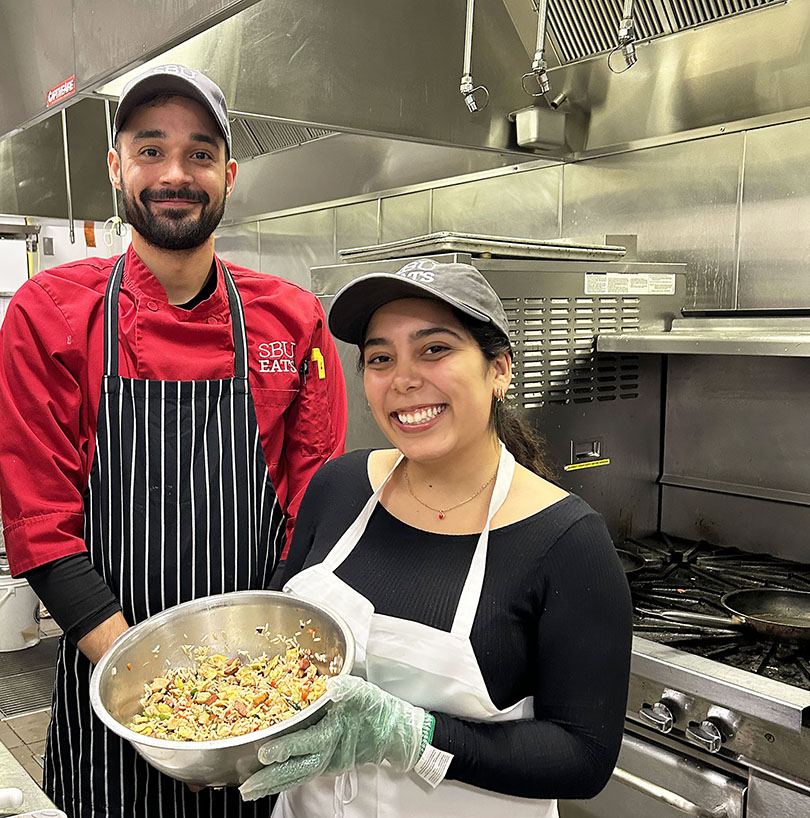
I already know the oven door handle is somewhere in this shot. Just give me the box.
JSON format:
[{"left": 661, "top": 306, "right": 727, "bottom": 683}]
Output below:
[{"left": 612, "top": 766, "right": 728, "bottom": 818}]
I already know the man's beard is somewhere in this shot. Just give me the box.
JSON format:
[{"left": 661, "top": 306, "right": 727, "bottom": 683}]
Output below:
[{"left": 120, "top": 180, "right": 226, "bottom": 251}]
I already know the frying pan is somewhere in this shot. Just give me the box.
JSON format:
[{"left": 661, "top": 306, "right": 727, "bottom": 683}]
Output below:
[
  {"left": 654, "top": 588, "right": 810, "bottom": 642},
  {"left": 617, "top": 549, "right": 645, "bottom": 579}
]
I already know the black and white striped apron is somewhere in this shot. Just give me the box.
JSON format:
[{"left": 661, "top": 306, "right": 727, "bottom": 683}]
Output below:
[{"left": 44, "top": 255, "right": 285, "bottom": 818}]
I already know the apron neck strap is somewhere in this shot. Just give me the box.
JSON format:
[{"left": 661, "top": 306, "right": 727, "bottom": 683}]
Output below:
[
  {"left": 321, "top": 443, "right": 516, "bottom": 640},
  {"left": 103, "top": 255, "right": 126, "bottom": 377},
  {"left": 221, "top": 259, "right": 248, "bottom": 380},
  {"left": 451, "top": 442, "right": 515, "bottom": 637},
  {"left": 322, "top": 453, "right": 404, "bottom": 571},
  {"left": 102, "top": 255, "right": 248, "bottom": 379}
]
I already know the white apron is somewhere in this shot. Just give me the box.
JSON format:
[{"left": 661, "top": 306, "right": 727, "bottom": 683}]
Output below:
[{"left": 276, "top": 443, "right": 557, "bottom": 818}]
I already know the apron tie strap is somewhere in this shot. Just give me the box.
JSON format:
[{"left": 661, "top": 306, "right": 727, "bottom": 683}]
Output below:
[{"left": 333, "top": 769, "right": 359, "bottom": 816}]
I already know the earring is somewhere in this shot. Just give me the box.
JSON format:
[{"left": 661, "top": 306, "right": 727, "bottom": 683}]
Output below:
[{"left": 494, "top": 386, "right": 506, "bottom": 403}]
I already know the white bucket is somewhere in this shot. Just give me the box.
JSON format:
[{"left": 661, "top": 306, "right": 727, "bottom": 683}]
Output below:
[{"left": 0, "top": 576, "right": 41, "bottom": 652}]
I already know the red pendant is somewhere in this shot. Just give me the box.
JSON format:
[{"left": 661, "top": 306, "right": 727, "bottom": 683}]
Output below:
[{"left": 438, "top": 511, "right": 445, "bottom": 520}]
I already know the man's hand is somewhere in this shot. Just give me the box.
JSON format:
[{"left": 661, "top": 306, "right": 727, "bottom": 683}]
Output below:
[{"left": 76, "top": 611, "right": 129, "bottom": 664}]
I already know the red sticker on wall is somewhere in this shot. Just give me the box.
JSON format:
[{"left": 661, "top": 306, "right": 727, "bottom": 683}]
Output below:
[{"left": 46, "top": 75, "right": 76, "bottom": 108}]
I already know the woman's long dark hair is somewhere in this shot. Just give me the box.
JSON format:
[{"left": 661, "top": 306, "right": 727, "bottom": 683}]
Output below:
[
  {"left": 357, "top": 302, "right": 554, "bottom": 480},
  {"left": 454, "top": 310, "right": 554, "bottom": 480}
]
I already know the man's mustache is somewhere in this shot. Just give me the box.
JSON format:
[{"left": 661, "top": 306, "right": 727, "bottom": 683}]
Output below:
[{"left": 140, "top": 188, "right": 209, "bottom": 205}]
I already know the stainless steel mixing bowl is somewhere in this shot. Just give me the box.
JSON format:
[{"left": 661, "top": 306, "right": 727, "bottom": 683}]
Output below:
[{"left": 90, "top": 590, "right": 354, "bottom": 787}]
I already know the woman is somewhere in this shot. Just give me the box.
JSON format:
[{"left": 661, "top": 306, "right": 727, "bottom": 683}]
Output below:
[{"left": 241, "top": 259, "right": 633, "bottom": 817}]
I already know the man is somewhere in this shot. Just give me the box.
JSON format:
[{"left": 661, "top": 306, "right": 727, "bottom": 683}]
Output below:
[{"left": 0, "top": 64, "right": 347, "bottom": 818}]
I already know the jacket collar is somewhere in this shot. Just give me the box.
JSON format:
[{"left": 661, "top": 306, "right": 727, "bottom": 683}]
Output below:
[{"left": 121, "top": 245, "right": 229, "bottom": 317}]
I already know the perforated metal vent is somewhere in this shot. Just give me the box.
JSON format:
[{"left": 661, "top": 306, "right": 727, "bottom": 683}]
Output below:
[
  {"left": 507, "top": 295, "right": 642, "bottom": 407},
  {"left": 665, "top": 0, "right": 780, "bottom": 28},
  {"left": 229, "top": 117, "right": 334, "bottom": 161},
  {"left": 546, "top": 0, "right": 785, "bottom": 64},
  {"left": 548, "top": 0, "right": 666, "bottom": 63}
]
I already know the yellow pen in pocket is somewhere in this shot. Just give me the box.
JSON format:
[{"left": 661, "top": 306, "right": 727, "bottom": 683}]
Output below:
[{"left": 310, "top": 348, "right": 326, "bottom": 379}]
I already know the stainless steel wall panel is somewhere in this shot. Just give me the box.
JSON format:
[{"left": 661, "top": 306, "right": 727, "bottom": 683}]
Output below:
[
  {"left": 738, "top": 120, "right": 810, "bottom": 308},
  {"left": 335, "top": 202, "right": 379, "bottom": 264},
  {"left": 0, "top": 117, "right": 68, "bottom": 219},
  {"left": 258, "top": 210, "right": 335, "bottom": 289},
  {"left": 64, "top": 100, "right": 115, "bottom": 223},
  {"left": 663, "top": 355, "right": 810, "bottom": 496},
  {"left": 0, "top": 0, "right": 74, "bottom": 140},
  {"left": 0, "top": 140, "right": 19, "bottom": 215},
  {"left": 214, "top": 222, "right": 260, "bottom": 272},
  {"left": 661, "top": 355, "right": 810, "bottom": 557},
  {"left": 432, "top": 167, "right": 562, "bottom": 239},
  {"left": 562, "top": 136, "right": 743, "bottom": 309},
  {"left": 661, "top": 487, "right": 810, "bottom": 563},
  {"left": 380, "top": 193, "right": 431, "bottom": 245},
  {"left": 223, "top": 134, "right": 527, "bottom": 225},
  {"left": 0, "top": 99, "right": 115, "bottom": 221}
]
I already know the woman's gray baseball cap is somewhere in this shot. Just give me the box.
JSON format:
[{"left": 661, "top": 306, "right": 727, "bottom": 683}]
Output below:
[
  {"left": 328, "top": 259, "right": 511, "bottom": 346},
  {"left": 113, "top": 64, "right": 231, "bottom": 157}
]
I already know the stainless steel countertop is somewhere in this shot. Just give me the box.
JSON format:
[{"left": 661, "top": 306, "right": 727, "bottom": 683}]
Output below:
[{"left": 0, "top": 740, "right": 55, "bottom": 815}]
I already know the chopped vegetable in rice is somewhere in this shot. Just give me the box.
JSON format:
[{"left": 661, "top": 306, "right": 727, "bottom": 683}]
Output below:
[{"left": 127, "top": 645, "right": 326, "bottom": 741}]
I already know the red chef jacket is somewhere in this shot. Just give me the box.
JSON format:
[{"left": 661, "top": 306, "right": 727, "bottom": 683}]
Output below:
[{"left": 0, "top": 246, "right": 347, "bottom": 575}]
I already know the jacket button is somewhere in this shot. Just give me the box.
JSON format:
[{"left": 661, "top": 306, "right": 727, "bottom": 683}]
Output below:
[
  {"left": 207, "top": 316, "right": 218, "bottom": 324},
  {"left": 147, "top": 301, "right": 159, "bottom": 312}
]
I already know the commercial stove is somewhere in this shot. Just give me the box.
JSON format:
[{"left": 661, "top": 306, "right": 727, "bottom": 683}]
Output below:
[{"left": 564, "top": 534, "right": 810, "bottom": 818}]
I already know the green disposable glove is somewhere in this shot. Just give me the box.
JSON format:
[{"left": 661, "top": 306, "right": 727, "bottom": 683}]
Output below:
[{"left": 239, "top": 675, "right": 429, "bottom": 801}]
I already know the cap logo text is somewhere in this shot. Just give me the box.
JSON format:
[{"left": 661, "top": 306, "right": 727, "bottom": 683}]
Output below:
[
  {"left": 396, "top": 259, "right": 437, "bottom": 283},
  {"left": 151, "top": 64, "right": 198, "bottom": 80}
]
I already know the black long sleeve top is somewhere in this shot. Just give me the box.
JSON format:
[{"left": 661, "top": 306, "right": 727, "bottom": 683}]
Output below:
[{"left": 282, "top": 449, "right": 633, "bottom": 800}]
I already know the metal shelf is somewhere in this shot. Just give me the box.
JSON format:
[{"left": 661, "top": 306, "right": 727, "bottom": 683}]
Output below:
[{"left": 597, "top": 316, "right": 810, "bottom": 357}]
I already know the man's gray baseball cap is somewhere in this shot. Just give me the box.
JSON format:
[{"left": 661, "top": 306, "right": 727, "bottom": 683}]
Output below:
[
  {"left": 113, "top": 64, "right": 231, "bottom": 157},
  {"left": 328, "top": 259, "right": 511, "bottom": 346}
]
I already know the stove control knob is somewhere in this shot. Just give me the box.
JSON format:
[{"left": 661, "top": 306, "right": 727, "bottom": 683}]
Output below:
[
  {"left": 638, "top": 701, "right": 673, "bottom": 733},
  {"left": 686, "top": 719, "right": 723, "bottom": 753}
]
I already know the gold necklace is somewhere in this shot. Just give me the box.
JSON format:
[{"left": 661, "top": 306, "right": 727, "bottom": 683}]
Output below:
[{"left": 403, "top": 461, "right": 498, "bottom": 520}]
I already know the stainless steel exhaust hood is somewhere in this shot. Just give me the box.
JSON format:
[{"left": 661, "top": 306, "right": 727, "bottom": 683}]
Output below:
[
  {"left": 528, "top": 0, "right": 786, "bottom": 65},
  {"left": 86, "top": 0, "right": 535, "bottom": 156},
  {"left": 2, "top": 0, "right": 808, "bottom": 225}
]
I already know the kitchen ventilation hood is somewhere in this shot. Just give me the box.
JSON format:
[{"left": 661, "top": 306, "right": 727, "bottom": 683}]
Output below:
[
  {"left": 526, "top": 0, "right": 787, "bottom": 65},
  {"left": 597, "top": 314, "right": 810, "bottom": 357}
]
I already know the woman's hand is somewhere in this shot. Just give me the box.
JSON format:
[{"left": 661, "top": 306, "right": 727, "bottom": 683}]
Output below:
[{"left": 239, "top": 675, "right": 427, "bottom": 800}]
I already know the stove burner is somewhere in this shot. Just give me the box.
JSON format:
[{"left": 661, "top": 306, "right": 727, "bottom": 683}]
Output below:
[{"left": 622, "top": 534, "right": 810, "bottom": 689}]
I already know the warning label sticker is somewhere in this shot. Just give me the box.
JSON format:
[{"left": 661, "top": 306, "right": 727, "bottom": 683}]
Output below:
[
  {"left": 564, "top": 458, "right": 611, "bottom": 472},
  {"left": 46, "top": 75, "right": 76, "bottom": 108},
  {"left": 585, "top": 273, "right": 676, "bottom": 296}
]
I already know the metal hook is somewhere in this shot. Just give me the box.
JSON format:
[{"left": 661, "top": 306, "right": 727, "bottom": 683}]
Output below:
[
  {"left": 460, "top": 77, "right": 490, "bottom": 113},
  {"left": 607, "top": 45, "right": 635, "bottom": 74},
  {"left": 522, "top": 70, "right": 550, "bottom": 98}
]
